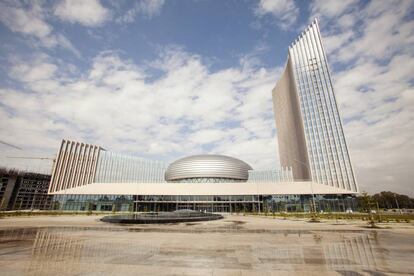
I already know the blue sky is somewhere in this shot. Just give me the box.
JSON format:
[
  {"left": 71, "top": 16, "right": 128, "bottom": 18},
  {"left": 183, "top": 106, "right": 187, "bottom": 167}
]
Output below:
[{"left": 0, "top": 0, "right": 413, "bottom": 195}]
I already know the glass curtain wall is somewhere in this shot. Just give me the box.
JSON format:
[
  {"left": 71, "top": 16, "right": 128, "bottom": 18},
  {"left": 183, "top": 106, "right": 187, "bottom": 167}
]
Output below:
[
  {"left": 51, "top": 194, "right": 356, "bottom": 213},
  {"left": 288, "top": 19, "right": 357, "bottom": 192},
  {"left": 95, "top": 152, "right": 168, "bottom": 183},
  {"left": 248, "top": 168, "right": 294, "bottom": 183}
]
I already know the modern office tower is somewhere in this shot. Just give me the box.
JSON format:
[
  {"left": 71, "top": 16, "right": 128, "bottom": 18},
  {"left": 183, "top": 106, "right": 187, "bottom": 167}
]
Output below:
[{"left": 272, "top": 19, "right": 358, "bottom": 192}]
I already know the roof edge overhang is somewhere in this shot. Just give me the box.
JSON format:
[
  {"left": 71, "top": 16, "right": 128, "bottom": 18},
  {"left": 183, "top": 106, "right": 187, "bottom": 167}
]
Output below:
[{"left": 50, "top": 181, "right": 357, "bottom": 196}]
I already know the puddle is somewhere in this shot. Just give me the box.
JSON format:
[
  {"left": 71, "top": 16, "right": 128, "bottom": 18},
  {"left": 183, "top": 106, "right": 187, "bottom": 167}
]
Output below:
[{"left": 0, "top": 226, "right": 412, "bottom": 274}]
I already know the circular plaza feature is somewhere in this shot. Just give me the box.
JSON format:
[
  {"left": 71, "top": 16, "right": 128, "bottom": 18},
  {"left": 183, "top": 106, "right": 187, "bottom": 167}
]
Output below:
[
  {"left": 101, "top": 210, "right": 223, "bottom": 224},
  {"left": 164, "top": 154, "right": 253, "bottom": 182}
]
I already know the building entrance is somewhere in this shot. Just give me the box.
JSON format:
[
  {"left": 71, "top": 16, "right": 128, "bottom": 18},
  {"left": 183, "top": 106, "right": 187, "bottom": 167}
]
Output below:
[{"left": 133, "top": 202, "right": 259, "bottom": 213}]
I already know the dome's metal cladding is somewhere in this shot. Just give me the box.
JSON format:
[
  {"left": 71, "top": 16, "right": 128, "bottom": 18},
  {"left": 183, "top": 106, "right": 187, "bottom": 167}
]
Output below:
[{"left": 165, "top": 154, "right": 253, "bottom": 182}]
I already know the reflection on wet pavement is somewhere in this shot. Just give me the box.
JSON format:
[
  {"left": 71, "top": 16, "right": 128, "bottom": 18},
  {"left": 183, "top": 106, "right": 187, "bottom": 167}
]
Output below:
[{"left": 0, "top": 224, "right": 412, "bottom": 275}]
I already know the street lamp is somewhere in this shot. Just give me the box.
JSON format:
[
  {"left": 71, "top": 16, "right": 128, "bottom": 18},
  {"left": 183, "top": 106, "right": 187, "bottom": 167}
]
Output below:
[
  {"left": 394, "top": 193, "right": 402, "bottom": 215},
  {"left": 293, "top": 159, "right": 316, "bottom": 213}
]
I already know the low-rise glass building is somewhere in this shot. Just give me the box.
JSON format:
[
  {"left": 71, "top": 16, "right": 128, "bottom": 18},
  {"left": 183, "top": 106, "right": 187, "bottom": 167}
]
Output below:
[{"left": 48, "top": 140, "right": 356, "bottom": 213}]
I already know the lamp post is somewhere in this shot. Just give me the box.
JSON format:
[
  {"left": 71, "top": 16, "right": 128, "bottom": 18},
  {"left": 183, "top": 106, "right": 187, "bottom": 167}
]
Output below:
[
  {"left": 394, "top": 193, "right": 402, "bottom": 215},
  {"left": 31, "top": 189, "right": 37, "bottom": 211},
  {"left": 293, "top": 159, "right": 316, "bottom": 214}
]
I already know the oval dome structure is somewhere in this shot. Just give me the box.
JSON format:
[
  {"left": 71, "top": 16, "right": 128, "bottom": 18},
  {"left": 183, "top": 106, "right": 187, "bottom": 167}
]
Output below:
[{"left": 165, "top": 155, "right": 253, "bottom": 182}]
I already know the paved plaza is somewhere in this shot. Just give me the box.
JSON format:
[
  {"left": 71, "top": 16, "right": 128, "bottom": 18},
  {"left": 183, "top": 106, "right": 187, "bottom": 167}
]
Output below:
[{"left": 0, "top": 214, "right": 413, "bottom": 275}]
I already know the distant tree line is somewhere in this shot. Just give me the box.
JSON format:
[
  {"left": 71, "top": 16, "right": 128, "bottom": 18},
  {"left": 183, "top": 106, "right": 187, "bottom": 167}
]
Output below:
[{"left": 357, "top": 191, "right": 414, "bottom": 210}]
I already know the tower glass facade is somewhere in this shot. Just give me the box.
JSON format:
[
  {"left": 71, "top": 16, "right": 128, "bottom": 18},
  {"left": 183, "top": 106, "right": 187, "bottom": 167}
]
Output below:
[{"left": 273, "top": 19, "right": 358, "bottom": 192}]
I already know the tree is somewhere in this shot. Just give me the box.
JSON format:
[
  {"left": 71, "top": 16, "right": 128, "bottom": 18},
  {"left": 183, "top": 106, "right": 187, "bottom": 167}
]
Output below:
[
  {"left": 371, "top": 191, "right": 414, "bottom": 209},
  {"left": 358, "top": 192, "right": 374, "bottom": 212}
]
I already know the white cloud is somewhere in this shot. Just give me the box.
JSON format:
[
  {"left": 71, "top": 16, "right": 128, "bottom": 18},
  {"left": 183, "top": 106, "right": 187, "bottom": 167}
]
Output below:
[
  {"left": 0, "top": 1, "right": 51, "bottom": 38},
  {"left": 322, "top": 31, "right": 353, "bottom": 55},
  {"left": 139, "top": 0, "right": 165, "bottom": 17},
  {"left": 310, "top": 0, "right": 358, "bottom": 19},
  {"left": 116, "top": 0, "right": 165, "bottom": 23},
  {"left": 255, "top": 0, "right": 299, "bottom": 30},
  {"left": 0, "top": 1, "right": 80, "bottom": 57},
  {"left": 0, "top": 48, "right": 280, "bottom": 172},
  {"left": 10, "top": 62, "right": 57, "bottom": 83},
  {"left": 189, "top": 129, "right": 226, "bottom": 145},
  {"left": 54, "top": 0, "right": 110, "bottom": 27}
]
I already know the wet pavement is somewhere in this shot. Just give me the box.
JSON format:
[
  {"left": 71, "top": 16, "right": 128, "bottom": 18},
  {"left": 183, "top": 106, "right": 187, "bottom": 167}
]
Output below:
[{"left": 0, "top": 215, "right": 413, "bottom": 275}]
